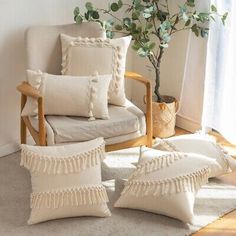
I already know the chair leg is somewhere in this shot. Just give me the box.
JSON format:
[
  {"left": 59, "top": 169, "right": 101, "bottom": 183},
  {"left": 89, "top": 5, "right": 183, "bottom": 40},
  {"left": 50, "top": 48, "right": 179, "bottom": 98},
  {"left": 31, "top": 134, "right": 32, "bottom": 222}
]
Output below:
[
  {"left": 20, "top": 117, "right": 27, "bottom": 144},
  {"left": 20, "top": 94, "right": 27, "bottom": 144}
]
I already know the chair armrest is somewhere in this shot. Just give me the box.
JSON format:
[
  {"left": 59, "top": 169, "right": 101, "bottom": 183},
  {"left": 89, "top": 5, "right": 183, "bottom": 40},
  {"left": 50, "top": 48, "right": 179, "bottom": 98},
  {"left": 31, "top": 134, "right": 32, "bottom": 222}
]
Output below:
[
  {"left": 125, "top": 71, "right": 150, "bottom": 86},
  {"left": 17, "top": 82, "right": 42, "bottom": 99},
  {"left": 125, "top": 71, "right": 153, "bottom": 146},
  {"left": 17, "top": 82, "right": 46, "bottom": 146}
]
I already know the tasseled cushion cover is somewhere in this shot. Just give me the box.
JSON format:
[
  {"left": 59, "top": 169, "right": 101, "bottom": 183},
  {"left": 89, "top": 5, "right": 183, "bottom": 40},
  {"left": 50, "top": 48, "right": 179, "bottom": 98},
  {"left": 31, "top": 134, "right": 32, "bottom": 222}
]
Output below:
[{"left": 20, "top": 137, "right": 111, "bottom": 225}]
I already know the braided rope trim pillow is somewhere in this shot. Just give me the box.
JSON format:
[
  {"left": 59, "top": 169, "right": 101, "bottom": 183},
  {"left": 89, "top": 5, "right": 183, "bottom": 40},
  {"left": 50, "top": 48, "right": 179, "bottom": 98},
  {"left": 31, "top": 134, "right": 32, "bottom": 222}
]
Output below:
[
  {"left": 21, "top": 138, "right": 111, "bottom": 225},
  {"left": 115, "top": 152, "right": 211, "bottom": 224},
  {"left": 60, "top": 34, "right": 131, "bottom": 106}
]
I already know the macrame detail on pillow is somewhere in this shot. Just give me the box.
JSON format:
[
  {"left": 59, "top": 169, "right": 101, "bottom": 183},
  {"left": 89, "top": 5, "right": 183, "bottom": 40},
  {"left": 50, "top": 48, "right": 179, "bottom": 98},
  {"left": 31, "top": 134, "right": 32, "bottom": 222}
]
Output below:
[
  {"left": 20, "top": 142, "right": 105, "bottom": 174},
  {"left": 122, "top": 167, "right": 210, "bottom": 197},
  {"left": 155, "top": 136, "right": 230, "bottom": 172},
  {"left": 30, "top": 186, "right": 109, "bottom": 209},
  {"left": 88, "top": 74, "right": 98, "bottom": 121},
  {"left": 61, "top": 37, "right": 123, "bottom": 94},
  {"left": 128, "top": 152, "right": 188, "bottom": 182}
]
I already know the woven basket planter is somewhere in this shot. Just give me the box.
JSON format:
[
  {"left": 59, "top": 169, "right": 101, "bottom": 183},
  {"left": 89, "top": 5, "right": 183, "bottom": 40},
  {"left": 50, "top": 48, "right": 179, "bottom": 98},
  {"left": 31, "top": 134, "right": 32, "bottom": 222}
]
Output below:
[{"left": 152, "top": 96, "right": 179, "bottom": 138}]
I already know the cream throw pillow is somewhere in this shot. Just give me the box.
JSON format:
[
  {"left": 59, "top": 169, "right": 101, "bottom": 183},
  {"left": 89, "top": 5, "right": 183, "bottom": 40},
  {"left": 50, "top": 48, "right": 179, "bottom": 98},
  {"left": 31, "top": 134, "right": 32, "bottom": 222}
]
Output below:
[
  {"left": 154, "top": 134, "right": 236, "bottom": 173},
  {"left": 115, "top": 150, "right": 211, "bottom": 224},
  {"left": 20, "top": 138, "right": 111, "bottom": 225},
  {"left": 60, "top": 34, "right": 132, "bottom": 106},
  {"left": 22, "top": 70, "right": 111, "bottom": 120}
]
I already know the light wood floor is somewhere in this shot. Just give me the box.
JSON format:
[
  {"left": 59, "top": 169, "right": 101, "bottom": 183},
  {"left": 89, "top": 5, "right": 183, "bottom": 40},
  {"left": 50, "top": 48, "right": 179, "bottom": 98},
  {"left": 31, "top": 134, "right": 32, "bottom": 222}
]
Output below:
[{"left": 175, "top": 128, "right": 236, "bottom": 236}]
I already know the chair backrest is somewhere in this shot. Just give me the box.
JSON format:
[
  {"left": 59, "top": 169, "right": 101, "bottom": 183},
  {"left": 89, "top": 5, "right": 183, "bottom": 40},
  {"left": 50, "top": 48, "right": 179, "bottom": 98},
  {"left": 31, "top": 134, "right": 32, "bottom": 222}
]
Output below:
[{"left": 25, "top": 22, "right": 106, "bottom": 74}]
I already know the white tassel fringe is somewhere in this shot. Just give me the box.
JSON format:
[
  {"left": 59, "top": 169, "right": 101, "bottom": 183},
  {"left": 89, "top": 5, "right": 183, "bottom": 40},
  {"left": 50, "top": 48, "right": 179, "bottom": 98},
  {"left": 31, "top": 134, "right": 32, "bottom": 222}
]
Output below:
[
  {"left": 30, "top": 185, "right": 109, "bottom": 209},
  {"left": 128, "top": 152, "right": 187, "bottom": 182},
  {"left": 122, "top": 167, "right": 210, "bottom": 197},
  {"left": 20, "top": 143, "right": 105, "bottom": 174}
]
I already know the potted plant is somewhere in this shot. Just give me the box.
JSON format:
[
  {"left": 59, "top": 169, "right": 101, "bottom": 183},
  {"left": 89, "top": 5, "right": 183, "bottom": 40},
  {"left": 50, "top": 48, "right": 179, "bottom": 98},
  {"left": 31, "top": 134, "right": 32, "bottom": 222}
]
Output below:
[{"left": 73, "top": 0, "right": 227, "bottom": 137}]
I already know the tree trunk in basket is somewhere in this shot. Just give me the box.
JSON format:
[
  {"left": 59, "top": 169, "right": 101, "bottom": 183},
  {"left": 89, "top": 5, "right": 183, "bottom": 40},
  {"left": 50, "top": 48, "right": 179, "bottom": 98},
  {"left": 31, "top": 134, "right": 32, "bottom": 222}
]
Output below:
[{"left": 152, "top": 96, "right": 177, "bottom": 138}]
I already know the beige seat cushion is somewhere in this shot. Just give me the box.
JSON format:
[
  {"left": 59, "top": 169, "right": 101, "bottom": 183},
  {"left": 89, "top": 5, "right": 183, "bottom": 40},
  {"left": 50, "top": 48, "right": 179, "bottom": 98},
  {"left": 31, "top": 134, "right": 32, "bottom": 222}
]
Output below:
[{"left": 45, "top": 100, "right": 146, "bottom": 144}]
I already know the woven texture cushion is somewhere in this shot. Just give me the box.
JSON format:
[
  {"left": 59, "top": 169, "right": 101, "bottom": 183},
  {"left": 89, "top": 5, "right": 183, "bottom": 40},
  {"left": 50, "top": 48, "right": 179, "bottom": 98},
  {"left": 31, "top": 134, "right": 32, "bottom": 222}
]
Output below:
[
  {"left": 22, "top": 70, "right": 111, "bottom": 120},
  {"left": 115, "top": 151, "right": 211, "bottom": 224},
  {"left": 45, "top": 100, "right": 146, "bottom": 144},
  {"left": 60, "top": 34, "right": 131, "bottom": 106},
  {"left": 20, "top": 138, "right": 111, "bottom": 225}
]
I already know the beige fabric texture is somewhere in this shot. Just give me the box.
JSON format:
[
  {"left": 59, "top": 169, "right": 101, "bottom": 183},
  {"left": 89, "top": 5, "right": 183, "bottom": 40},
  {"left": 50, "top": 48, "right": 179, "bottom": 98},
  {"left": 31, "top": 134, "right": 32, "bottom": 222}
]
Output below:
[
  {"left": 26, "top": 22, "right": 105, "bottom": 74},
  {"left": 20, "top": 138, "right": 111, "bottom": 225},
  {"left": 60, "top": 34, "right": 131, "bottom": 106},
  {"left": 115, "top": 151, "right": 212, "bottom": 224},
  {"left": 139, "top": 148, "right": 229, "bottom": 179},
  {"left": 22, "top": 70, "right": 111, "bottom": 120},
  {"left": 154, "top": 133, "right": 236, "bottom": 173},
  {"left": 44, "top": 100, "right": 146, "bottom": 144},
  {"left": 2, "top": 149, "right": 236, "bottom": 235}
]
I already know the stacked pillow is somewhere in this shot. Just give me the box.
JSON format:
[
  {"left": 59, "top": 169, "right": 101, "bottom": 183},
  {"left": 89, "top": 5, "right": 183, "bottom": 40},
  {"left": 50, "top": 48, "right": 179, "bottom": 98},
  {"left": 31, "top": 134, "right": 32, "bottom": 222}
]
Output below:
[
  {"left": 22, "top": 34, "right": 131, "bottom": 120},
  {"left": 114, "top": 134, "right": 236, "bottom": 224}
]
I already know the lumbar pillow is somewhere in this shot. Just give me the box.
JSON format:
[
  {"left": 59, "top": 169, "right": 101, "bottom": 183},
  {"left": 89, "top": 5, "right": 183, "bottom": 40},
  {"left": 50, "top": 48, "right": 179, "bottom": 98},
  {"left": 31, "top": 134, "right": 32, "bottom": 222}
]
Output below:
[
  {"left": 22, "top": 70, "right": 111, "bottom": 120},
  {"left": 115, "top": 151, "right": 211, "bottom": 224},
  {"left": 154, "top": 133, "right": 236, "bottom": 172},
  {"left": 60, "top": 34, "right": 132, "bottom": 106},
  {"left": 20, "top": 137, "right": 111, "bottom": 224}
]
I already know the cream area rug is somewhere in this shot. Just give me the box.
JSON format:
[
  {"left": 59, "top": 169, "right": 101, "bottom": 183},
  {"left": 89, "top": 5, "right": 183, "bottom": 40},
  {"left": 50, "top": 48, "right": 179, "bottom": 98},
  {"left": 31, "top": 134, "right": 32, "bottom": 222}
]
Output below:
[{"left": 1, "top": 148, "right": 236, "bottom": 236}]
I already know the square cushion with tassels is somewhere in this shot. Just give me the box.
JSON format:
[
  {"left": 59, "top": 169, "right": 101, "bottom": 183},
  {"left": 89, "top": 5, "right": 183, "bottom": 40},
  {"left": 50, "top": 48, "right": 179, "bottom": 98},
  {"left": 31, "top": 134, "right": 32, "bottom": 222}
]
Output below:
[
  {"left": 115, "top": 150, "right": 211, "bottom": 224},
  {"left": 20, "top": 138, "right": 111, "bottom": 225}
]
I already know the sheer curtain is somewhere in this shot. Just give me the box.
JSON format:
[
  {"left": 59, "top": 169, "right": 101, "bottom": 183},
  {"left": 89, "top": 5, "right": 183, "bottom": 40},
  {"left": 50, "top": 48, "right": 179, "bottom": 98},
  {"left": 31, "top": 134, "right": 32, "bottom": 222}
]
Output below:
[
  {"left": 202, "top": 0, "right": 236, "bottom": 144},
  {"left": 178, "top": 0, "right": 209, "bottom": 131}
]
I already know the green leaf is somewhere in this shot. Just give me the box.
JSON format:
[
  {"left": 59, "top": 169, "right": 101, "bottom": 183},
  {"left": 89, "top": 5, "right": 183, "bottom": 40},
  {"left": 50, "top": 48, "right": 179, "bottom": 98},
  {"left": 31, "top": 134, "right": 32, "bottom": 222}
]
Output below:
[
  {"left": 132, "top": 41, "right": 141, "bottom": 51},
  {"left": 92, "top": 11, "right": 99, "bottom": 19},
  {"left": 146, "top": 23, "right": 153, "bottom": 30},
  {"left": 118, "top": 0, "right": 123, "bottom": 8},
  {"left": 75, "top": 15, "right": 83, "bottom": 24},
  {"left": 191, "top": 24, "right": 199, "bottom": 36},
  {"left": 106, "top": 30, "right": 115, "bottom": 39},
  {"left": 222, "top": 12, "right": 228, "bottom": 25},
  {"left": 132, "top": 11, "right": 140, "bottom": 20},
  {"left": 123, "top": 17, "right": 132, "bottom": 27},
  {"left": 74, "top": 7, "right": 80, "bottom": 16},
  {"left": 137, "top": 47, "right": 149, "bottom": 57},
  {"left": 85, "top": 2, "right": 93, "bottom": 11},
  {"left": 111, "top": 3, "right": 119, "bottom": 12},
  {"left": 186, "top": 0, "right": 195, "bottom": 8},
  {"left": 115, "top": 24, "right": 123, "bottom": 30},
  {"left": 185, "top": 19, "right": 191, "bottom": 26},
  {"left": 200, "top": 28, "right": 209, "bottom": 38},
  {"left": 148, "top": 42, "right": 156, "bottom": 50},
  {"left": 160, "top": 43, "right": 168, "bottom": 48},
  {"left": 211, "top": 4, "right": 217, "bottom": 13}
]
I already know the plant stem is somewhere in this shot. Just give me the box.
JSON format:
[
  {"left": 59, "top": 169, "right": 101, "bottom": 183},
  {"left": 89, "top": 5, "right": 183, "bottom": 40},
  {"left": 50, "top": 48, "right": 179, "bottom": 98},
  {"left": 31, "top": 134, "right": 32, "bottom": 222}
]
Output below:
[{"left": 154, "top": 47, "right": 165, "bottom": 102}]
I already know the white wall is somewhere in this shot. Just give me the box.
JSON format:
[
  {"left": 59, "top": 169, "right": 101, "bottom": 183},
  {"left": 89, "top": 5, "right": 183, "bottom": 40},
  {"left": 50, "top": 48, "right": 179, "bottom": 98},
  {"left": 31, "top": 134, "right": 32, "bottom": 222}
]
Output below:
[{"left": 0, "top": 0, "right": 134, "bottom": 157}]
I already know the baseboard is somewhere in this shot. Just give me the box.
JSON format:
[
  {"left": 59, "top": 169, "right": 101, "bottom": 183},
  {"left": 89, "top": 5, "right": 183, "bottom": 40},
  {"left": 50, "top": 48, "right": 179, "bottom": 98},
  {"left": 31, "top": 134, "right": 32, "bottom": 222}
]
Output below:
[
  {"left": 0, "top": 142, "right": 21, "bottom": 158},
  {"left": 176, "top": 115, "right": 201, "bottom": 133}
]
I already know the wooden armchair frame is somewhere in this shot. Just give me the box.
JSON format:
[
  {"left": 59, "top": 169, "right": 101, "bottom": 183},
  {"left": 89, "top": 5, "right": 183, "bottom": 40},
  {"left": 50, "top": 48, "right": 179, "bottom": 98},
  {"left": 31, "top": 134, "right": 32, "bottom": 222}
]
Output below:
[{"left": 17, "top": 72, "right": 153, "bottom": 152}]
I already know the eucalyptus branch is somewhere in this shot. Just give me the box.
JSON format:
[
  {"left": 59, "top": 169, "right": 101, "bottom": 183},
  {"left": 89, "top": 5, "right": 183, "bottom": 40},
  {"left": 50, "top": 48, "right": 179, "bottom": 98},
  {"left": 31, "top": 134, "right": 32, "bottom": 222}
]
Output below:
[
  {"left": 171, "top": 27, "right": 192, "bottom": 35},
  {"left": 97, "top": 8, "right": 122, "bottom": 23},
  {"left": 74, "top": 0, "right": 228, "bottom": 102}
]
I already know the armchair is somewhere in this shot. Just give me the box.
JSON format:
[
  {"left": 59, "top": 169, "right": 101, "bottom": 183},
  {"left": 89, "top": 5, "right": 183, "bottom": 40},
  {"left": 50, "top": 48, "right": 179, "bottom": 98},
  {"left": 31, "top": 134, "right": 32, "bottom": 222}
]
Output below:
[{"left": 17, "top": 23, "right": 153, "bottom": 152}]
